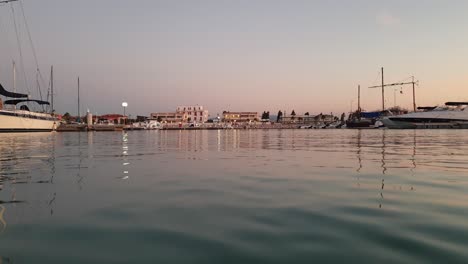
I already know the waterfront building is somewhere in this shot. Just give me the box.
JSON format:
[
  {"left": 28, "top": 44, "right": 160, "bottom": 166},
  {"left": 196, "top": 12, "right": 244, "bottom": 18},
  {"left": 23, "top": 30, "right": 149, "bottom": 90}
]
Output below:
[
  {"left": 176, "top": 105, "right": 209, "bottom": 123},
  {"left": 151, "top": 106, "right": 209, "bottom": 124},
  {"left": 93, "top": 114, "right": 128, "bottom": 124},
  {"left": 150, "top": 112, "right": 184, "bottom": 123},
  {"left": 222, "top": 111, "right": 259, "bottom": 123}
]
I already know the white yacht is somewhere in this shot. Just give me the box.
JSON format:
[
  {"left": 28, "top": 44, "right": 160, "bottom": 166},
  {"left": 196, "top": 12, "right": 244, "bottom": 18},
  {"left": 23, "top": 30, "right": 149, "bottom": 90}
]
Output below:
[
  {"left": 146, "top": 120, "right": 163, "bottom": 130},
  {"left": 382, "top": 102, "right": 468, "bottom": 129},
  {"left": 0, "top": 84, "right": 58, "bottom": 132}
]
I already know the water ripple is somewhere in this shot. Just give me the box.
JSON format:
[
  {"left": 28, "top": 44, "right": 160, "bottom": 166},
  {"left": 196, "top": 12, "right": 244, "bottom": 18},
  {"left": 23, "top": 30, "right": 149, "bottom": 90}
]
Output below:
[{"left": 0, "top": 130, "right": 467, "bottom": 263}]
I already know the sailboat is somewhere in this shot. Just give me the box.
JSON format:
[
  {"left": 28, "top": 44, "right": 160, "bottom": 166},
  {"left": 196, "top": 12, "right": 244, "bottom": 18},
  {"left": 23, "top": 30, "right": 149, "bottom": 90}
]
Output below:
[
  {"left": 0, "top": 0, "right": 58, "bottom": 132},
  {"left": 0, "top": 82, "right": 58, "bottom": 132},
  {"left": 346, "top": 85, "right": 384, "bottom": 128}
]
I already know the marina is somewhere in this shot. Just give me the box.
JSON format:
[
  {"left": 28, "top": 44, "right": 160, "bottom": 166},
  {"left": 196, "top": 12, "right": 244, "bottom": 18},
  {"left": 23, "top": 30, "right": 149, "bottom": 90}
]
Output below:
[
  {"left": 1, "top": 0, "right": 468, "bottom": 263},
  {"left": 0, "top": 6, "right": 465, "bottom": 132}
]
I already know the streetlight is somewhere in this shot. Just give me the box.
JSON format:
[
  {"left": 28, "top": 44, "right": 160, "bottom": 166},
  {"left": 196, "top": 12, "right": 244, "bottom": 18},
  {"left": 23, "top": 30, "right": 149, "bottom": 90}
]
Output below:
[{"left": 122, "top": 102, "right": 128, "bottom": 125}]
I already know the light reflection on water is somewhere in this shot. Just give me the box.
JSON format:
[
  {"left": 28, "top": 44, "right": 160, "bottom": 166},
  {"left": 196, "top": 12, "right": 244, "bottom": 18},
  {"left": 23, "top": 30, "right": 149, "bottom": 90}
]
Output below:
[{"left": 0, "top": 130, "right": 467, "bottom": 263}]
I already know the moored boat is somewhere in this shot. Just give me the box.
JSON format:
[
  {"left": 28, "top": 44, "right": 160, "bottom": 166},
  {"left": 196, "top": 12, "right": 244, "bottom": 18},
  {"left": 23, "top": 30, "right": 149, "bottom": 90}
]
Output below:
[
  {"left": 1, "top": 1, "right": 58, "bottom": 132},
  {"left": 382, "top": 102, "right": 468, "bottom": 129},
  {"left": 0, "top": 85, "right": 58, "bottom": 132},
  {"left": 346, "top": 111, "right": 384, "bottom": 128}
]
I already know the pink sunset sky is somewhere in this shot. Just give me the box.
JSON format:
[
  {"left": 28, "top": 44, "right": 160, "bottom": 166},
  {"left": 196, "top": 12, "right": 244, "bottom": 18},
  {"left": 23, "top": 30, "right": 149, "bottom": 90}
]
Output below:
[{"left": 0, "top": 0, "right": 467, "bottom": 117}]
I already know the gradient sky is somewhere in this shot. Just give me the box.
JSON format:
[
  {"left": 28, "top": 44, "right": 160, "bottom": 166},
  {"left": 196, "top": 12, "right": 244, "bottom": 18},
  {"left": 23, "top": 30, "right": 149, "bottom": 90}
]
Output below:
[{"left": 1, "top": 0, "right": 467, "bottom": 117}]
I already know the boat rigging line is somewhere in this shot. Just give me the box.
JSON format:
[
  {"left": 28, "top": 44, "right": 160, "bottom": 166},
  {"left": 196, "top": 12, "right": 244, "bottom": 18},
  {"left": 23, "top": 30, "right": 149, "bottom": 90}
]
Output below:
[
  {"left": 36, "top": 70, "right": 45, "bottom": 112},
  {"left": 9, "top": 2, "right": 30, "bottom": 96},
  {"left": 4, "top": 0, "right": 49, "bottom": 112},
  {"left": 19, "top": 0, "right": 48, "bottom": 102}
]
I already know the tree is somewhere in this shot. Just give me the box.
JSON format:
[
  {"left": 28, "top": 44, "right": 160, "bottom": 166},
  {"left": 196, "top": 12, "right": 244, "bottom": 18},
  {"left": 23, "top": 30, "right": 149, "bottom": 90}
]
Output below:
[
  {"left": 304, "top": 112, "right": 309, "bottom": 116},
  {"left": 266, "top": 111, "right": 270, "bottom": 120},
  {"left": 340, "top": 113, "right": 346, "bottom": 122},
  {"left": 291, "top": 110, "right": 296, "bottom": 120},
  {"left": 276, "top": 110, "right": 283, "bottom": 123},
  {"left": 63, "top": 112, "right": 71, "bottom": 122},
  {"left": 388, "top": 106, "right": 408, "bottom": 114}
]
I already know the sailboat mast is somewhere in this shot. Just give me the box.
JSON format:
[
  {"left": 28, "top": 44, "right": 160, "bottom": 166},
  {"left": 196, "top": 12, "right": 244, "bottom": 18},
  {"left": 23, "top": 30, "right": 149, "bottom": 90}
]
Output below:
[
  {"left": 77, "top": 77, "right": 80, "bottom": 122},
  {"left": 13, "top": 60, "right": 16, "bottom": 109},
  {"left": 369, "top": 69, "right": 418, "bottom": 112},
  {"left": 50, "top": 65, "right": 54, "bottom": 113},
  {"left": 412, "top": 76, "right": 416, "bottom": 112},
  {"left": 13, "top": 61, "right": 16, "bottom": 93},
  {"left": 358, "top": 85, "right": 361, "bottom": 112},
  {"left": 381, "top": 67, "right": 385, "bottom": 111}
]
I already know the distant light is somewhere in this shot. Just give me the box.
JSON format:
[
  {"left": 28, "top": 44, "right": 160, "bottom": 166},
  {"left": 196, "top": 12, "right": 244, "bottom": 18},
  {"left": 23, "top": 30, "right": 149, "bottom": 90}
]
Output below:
[{"left": 122, "top": 102, "right": 128, "bottom": 107}]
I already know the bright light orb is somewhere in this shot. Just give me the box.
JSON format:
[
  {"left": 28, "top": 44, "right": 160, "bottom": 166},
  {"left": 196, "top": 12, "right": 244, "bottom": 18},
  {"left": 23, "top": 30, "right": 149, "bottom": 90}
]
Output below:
[{"left": 122, "top": 102, "right": 128, "bottom": 107}]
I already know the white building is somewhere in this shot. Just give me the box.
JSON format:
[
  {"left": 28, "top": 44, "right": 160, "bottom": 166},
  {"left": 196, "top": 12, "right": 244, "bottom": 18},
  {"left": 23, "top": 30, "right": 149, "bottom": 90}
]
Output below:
[{"left": 176, "top": 106, "right": 209, "bottom": 123}]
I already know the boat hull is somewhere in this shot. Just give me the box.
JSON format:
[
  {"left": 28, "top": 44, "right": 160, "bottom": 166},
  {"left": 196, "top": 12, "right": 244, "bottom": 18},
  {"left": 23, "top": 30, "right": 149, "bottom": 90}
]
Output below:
[
  {"left": 346, "top": 119, "right": 375, "bottom": 128},
  {"left": 381, "top": 118, "right": 417, "bottom": 129},
  {"left": 382, "top": 117, "right": 468, "bottom": 129},
  {"left": 0, "top": 111, "right": 57, "bottom": 132}
]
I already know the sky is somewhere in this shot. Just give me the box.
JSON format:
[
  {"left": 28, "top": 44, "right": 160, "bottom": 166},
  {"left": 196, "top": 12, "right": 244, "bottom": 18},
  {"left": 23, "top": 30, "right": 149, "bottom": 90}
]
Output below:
[{"left": 0, "top": 0, "right": 467, "bottom": 117}]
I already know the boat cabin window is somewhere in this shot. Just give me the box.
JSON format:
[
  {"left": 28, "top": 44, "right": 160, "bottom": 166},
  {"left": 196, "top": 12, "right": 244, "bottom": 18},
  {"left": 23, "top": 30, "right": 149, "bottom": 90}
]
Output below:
[{"left": 20, "top": 105, "right": 30, "bottom": 111}]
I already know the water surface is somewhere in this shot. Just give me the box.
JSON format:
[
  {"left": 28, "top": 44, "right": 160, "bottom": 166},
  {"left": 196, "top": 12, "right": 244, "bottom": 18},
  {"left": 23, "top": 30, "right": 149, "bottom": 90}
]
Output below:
[{"left": 0, "top": 130, "right": 467, "bottom": 263}]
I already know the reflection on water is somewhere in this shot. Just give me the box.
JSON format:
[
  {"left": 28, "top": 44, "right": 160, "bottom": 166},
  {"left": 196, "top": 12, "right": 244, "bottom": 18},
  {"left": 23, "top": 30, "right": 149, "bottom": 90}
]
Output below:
[
  {"left": 0, "top": 256, "right": 11, "bottom": 264},
  {"left": 122, "top": 132, "right": 130, "bottom": 180},
  {"left": 0, "top": 205, "right": 6, "bottom": 233},
  {"left": 0, "top": 130, "right": 467, "bottom": 263}
]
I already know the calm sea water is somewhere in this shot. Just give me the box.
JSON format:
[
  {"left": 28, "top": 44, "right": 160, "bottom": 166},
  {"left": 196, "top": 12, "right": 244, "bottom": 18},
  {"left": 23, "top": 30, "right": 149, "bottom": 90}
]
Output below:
[{"left": 0, "top": 129, "right": 467, "bottom": 263}]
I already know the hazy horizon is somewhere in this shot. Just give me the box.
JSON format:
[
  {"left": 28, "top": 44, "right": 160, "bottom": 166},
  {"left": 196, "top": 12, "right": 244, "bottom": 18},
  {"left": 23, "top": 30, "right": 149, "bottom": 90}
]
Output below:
[{"left": 1, "top": 0, "right": 467, "bottom": 117}]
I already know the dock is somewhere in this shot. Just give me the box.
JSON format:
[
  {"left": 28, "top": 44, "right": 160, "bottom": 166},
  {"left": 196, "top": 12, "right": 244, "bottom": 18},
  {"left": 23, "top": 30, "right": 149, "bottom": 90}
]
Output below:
[{"left": 56, "top": 124, "right": 124, "bottom": 132}]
